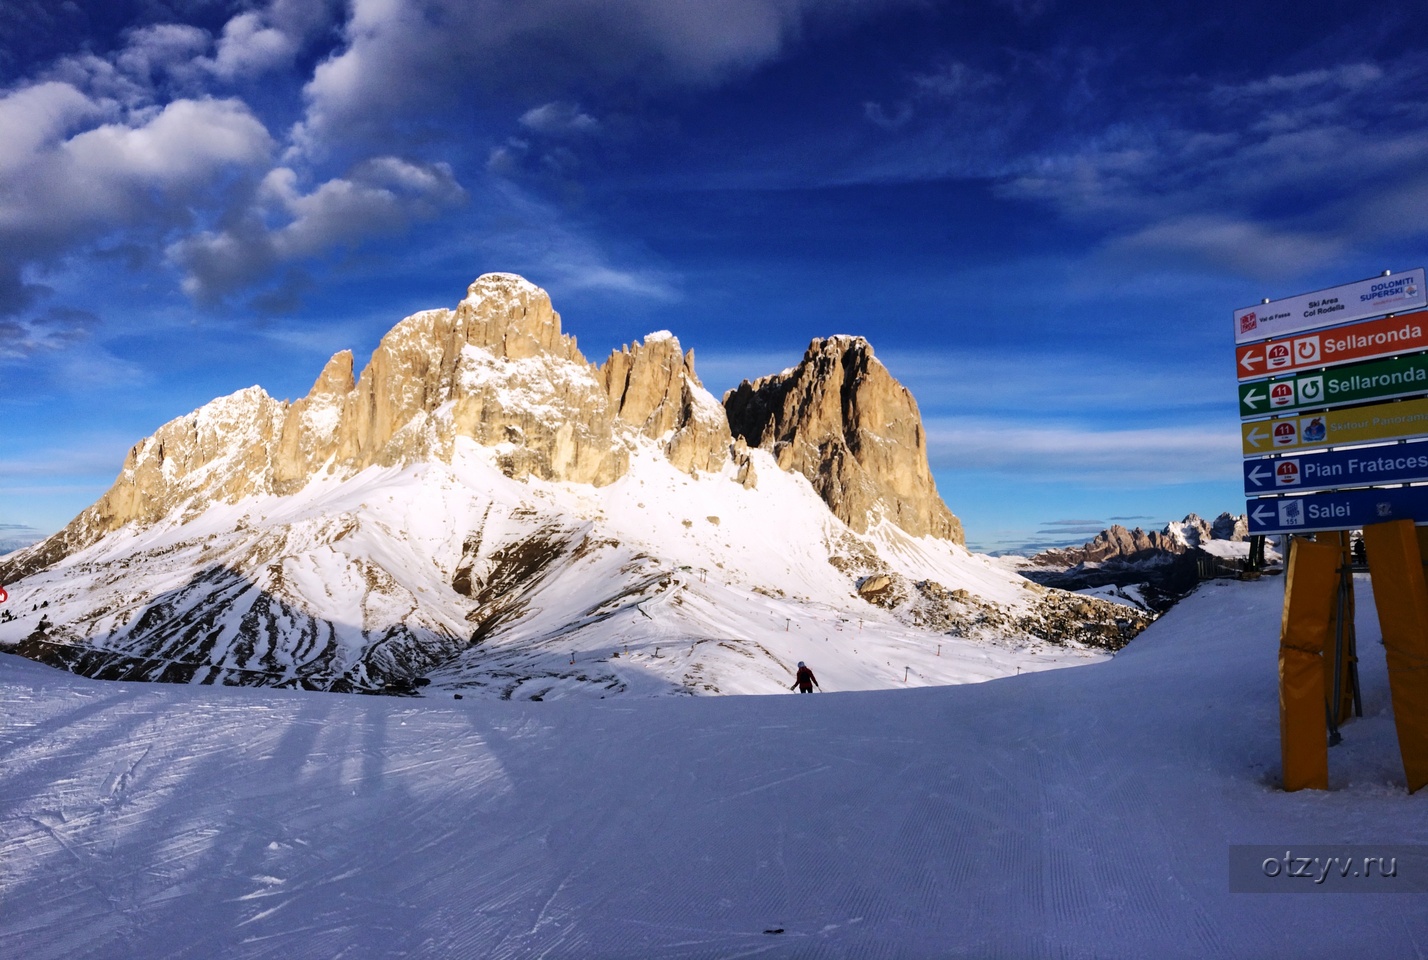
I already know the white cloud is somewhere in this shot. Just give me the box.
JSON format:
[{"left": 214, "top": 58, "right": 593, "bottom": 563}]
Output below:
[
  {"left": 1103, "top": 215, "right": 1345, "bottom": 279},
  {"left": 169, "top": 157, "right": 467, "bottom": 301},
  {"left": 0, "top": 306, "right": 99, "bottom": 359},
  {"left": 197, "top": 0, "right": 339, "bottom": 82},
  {"left": 293, "top": 0, "right": 918, "bottom": 153},
  {"left": 114, "top": 24, "right": 212, "bottom": 85},
  {"left": 520, "top": 101, "right": 600, "bottom": 136},
  {"left": 209, "top": 12, "right": 299, "bottom": 80},
  {"left": 863, "top": 101, "right": 912, "bottom": 130},
  {"left": 912, "top": 61, "right": 1000, "bottom": 99},
  {"left": 924, "top": 417, "right": 1241, "bottom": 484},
  {"left": 0, "top": 84, "right": 274, "bottom": 311}
]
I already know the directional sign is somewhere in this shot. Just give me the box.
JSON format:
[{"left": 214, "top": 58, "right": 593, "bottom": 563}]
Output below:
[
  {"left": 1234, "top": 268, "right": 1426, "bottom": 345},
  {"left": 1235, "top": 309, "right": 1428, "bottom": 382},
  {"left": 1246, "top": 486, "right": 1428, "bottom": 536},
  {"left": 1244, "top": 440, "right": 1428, "bottom": 497},
  {"left": 1241, "top": 395, "right": 1428, "bottom": 456},
  {"left": 1238, "top": 351, "right": 1428, "bottom": 418}
]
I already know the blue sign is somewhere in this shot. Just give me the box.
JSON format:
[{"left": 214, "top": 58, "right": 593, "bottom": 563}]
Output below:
[
  {"left": 1246, "top": 486, "right": 1428, "bottom": 535},
  {"left": 1244, "top": 440, "right": 1428, "bottom": 497}
]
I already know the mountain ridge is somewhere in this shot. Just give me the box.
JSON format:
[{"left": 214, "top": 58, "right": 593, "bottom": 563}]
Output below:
[{"left": 0, "top": 274, "right": 1151, "bottom": 697}]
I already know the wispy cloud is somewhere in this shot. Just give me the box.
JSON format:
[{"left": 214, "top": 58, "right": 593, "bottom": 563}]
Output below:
[
  {"left": 924, "top": 417, "right": 1240, "bottom": 483},
  {"left": 876, "top": 348, "right": 1231, "bottom": 419}
]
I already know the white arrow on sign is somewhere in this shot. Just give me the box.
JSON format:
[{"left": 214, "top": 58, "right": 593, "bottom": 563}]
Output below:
[
  {"left": 1242, "top": 388, "right": 1265, "bottom": 410},
  {"left": 1246, "top": 426, "right": 1268, "bottom": 448},
  {"left": 1246, "top": 464, "right": 1272, "bottom": 487},
  {"left": 1252, "top": 503, "right": 1275, "bottom": 524},
  {"left": 1240, "top": 349, "right": 1262, "bottom": 373}
]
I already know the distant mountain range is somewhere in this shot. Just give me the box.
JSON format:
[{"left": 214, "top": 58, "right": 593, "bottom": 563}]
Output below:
[
  {"left": 0, "top": 274, "right": 1151, "bottom": 697},
  {"left": 1016, "top": 513, "right": 1261, "bottom": 610},
  {"left": 0, "top": 524, "right": 46, "bottom": 557}
]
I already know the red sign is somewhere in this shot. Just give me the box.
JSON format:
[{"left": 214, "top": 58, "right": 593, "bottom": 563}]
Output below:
[
  {"left": 1237, "top": 309, "right": 1428, "bottom": 381},
  {"left": 0, "top": 586, "right": 7, "bottom": 604}
]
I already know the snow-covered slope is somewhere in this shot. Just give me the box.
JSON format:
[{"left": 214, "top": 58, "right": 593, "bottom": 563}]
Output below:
[
  {"left": 0, "top": 438, "right": 1139, "bottom": 698},
  {"left": 2, "top": 577, "right": 1421, "bottom": 958}
]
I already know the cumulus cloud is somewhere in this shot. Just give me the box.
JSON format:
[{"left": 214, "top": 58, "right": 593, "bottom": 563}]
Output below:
[
  {"left": 0, "top": 83, "right": 274, "bottom": 312},
  {"left": 293, "top": 0, "right": 916, "bottom": 152},
  {"left": 169, "top": 157, "right": 467, "bottom": 302},
  {"left": 519, "top": 101, "right": 600, "bottom": 136},
  {"left": 203, "top": 0, "right": 339, "bottom": 81}
]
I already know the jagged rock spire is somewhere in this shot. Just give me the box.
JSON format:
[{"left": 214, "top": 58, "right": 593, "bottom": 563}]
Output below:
[{"left": 724, "top": 335, "right": 964, "bottom": 543}]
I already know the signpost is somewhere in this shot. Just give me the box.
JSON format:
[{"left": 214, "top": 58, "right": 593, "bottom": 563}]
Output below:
[
  {"left": 1241, "top": 394, "right": 1428, "bottom": 456},
  {"left": 1238, "top": 351, "right": 1428, "bottom": 418},
  {"left": 1245, "top": 485, "right": 1428, "bottom": 536},
  {"left": 1237, "top": 269, "right": 1428, "bottom": 797},
  {"left": 1234, "top": 268, "right": 1425, "bottom": 345},
  {"left": 1243, "top": 440, "right": 1428, "bottom": 496},
  {"left": 1235, "top": 309, "right": 1428, "bottom": 382}
]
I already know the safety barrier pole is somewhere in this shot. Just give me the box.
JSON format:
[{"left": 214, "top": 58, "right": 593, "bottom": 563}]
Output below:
[
  {"left": 1279, "top": 536, "right": 1338, "bottom": 791},
  {"left": 1362, "top": 520, "right": 1428, "bottom": 794}
]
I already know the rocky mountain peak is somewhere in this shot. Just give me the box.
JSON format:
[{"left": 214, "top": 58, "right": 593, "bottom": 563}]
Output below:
[
  {"left": 600, "top": 332, "right": 730, "bottom": 474},
  {"left": 451, "top": 272, "right": 582, "bottom": 363},
  {"left": 5, "top": 274, "right": 972, "bottom": 586},
  {"left": 723, "top": 335, "right": 964, "bottom": 543},
  {"left": 309, "top": 350, "right": 356, "bottom": 396}
]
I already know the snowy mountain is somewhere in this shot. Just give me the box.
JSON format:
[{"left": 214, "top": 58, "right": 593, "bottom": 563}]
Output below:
[
  {"left": 0, "top": 274, "right": 1149, "bottom": 697},
  {"left": 0, "top": 523, "right": 46, "bottom": 556},
  {"left": 1019, "top": 513, "right": 1262, "bottom": 608}
]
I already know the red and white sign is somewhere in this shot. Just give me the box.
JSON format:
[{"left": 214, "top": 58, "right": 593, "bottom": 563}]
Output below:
[
  {"left": 1275, "top": 461, "right": 1301, "bottom": 487},
  {"left": 1236, "top": 308, "right": 1428, "bottom": 381},
  {"left": 1273, "top": 421, "right": 1298, "bottom": 446},
  {"left": 0, "top": 586, "right": 7, "bottom": 604},
  {"left": 1234, "top": 268, "right": 1426, "bottom": 345}
]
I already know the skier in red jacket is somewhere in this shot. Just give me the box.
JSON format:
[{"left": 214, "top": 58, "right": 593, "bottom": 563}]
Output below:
[{"left": 790, "top": 661, "right": 820, "bottom": 693}]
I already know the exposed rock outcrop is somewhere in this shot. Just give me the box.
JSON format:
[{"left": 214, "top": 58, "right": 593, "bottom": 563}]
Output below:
[
  {"left": 723, "top": 336, "right": 963, "bottom": 543},
  {"left": 1028, "top": 512, "right": 1246, "bottom": 568},
  {"left": 5, "top": 275, "right": 737, "bottom": 580},
  {"left": 600, "top": 332, "right": 730, "bottom": 474},
  {"left": 1017, "top": 512, "right": 1254, "bottom": 613}
]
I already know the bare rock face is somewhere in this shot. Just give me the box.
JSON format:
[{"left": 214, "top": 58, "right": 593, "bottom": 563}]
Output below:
[
  {"left": 333, "top": 275, "right": 624, "bottom": 484},
  {"left": 15, "top": 275, "right": 740, "bottom": 575},
  {"left": 600, "top": 332, "right": 730, "bottom": 474},
  {"left": 723, "top": 336, "right": 963, "bottom": 543},
  {"left": 1211, "top": 511, "right": 1248, "bottom": 541}
]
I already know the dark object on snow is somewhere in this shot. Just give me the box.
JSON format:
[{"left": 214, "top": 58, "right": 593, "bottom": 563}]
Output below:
[
  {"left": 791, "top": 662, "right": 820, "bottom": 693},
  {"left": 763, "top": 928, "right": 785, "bottom": 935}
]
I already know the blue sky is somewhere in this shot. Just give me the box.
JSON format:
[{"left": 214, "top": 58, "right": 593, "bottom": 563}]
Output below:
[{"left": 2, "top": 0, "right": 1427, "bottom": 553}]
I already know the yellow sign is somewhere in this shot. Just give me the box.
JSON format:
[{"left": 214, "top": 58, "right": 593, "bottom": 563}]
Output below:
[{"left": 1242, "top": 395, "right": 1428, "bottom": 456}]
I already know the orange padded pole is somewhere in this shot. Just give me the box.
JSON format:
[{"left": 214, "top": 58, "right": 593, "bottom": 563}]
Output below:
[
  {"left": 1362, "top": 520, "right": 1428, "bottom": 794},
  {"left": 1279, "top": 537, "right": 1337, "bottom": 791}
]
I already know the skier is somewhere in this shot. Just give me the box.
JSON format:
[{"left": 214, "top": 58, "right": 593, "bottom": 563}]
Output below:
[{"left": 790, "top": 661, "right": 820, "bottom": 693}]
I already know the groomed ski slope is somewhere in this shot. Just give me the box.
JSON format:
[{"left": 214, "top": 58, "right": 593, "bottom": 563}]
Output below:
[{"left": 2, "top": 577, "right": 1425, "bottom": 959}]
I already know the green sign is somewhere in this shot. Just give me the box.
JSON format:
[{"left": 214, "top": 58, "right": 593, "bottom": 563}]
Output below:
[
  {"left": 1241, "top": 394, "right": 1428, "bottom": 456},
  {"left": 1239, "top": 351, "right": 1428, "bottom": 418}
]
